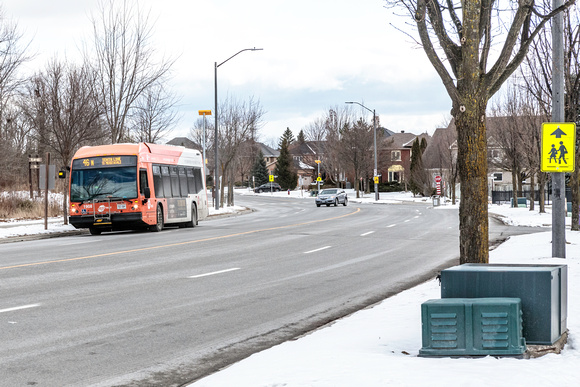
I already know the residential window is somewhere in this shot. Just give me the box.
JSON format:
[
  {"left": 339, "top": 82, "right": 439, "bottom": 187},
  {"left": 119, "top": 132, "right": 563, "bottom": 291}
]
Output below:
[
  {"left": 493, "top": 172, "right": 503, "bottom": 182},
  {"left": 391, "top": 150, "right": 401, "bottom": 161}
]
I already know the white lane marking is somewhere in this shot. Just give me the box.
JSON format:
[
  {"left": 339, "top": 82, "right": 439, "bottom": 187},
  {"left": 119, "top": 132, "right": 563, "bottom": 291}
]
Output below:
[
  {"left": 304, "top": 246, "right": 331, "bottom": 254},
  {"left": 360, "top": 231, "right": 375, "bottom": 236},
  {"left": 404, "top": 219, "right": 411, "bottom": 223},
  {"left": 414, "top": 216, "right": 420, "bottom": 219},
  {"left": 387, "top": 224, "right": 396, "bottom": 228},
  {"left": 188, "top": 268, "right": 241, "bottom": 279},
  {"left": 0, "top": 304, "right": 40, "bottom": 314},
  {"left": 60, "top": 240, "right": 101, "bottom": 246}
]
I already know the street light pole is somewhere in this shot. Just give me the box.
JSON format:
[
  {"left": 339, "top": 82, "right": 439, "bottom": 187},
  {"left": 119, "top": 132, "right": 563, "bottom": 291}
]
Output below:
[
  {"left": 346, "top": 101, "right": 379, "bottom": 201},
  {"left": 214, "top": 47, "right": 263, "bottom": 210}
]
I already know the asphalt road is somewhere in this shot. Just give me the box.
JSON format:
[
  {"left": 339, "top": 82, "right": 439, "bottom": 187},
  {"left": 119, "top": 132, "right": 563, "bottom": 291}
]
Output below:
[{"left": 0, "top": 195, "right": 529, "bottom": 386}]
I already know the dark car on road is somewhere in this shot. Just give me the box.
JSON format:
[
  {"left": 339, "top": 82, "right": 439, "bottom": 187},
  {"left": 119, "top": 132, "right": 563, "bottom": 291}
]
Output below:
[
  {"left": 254, "top": 182, "right": 282, "bottom": 193},
  {"left": 315, "top": 188, "right": 348, "bottom": 207}
]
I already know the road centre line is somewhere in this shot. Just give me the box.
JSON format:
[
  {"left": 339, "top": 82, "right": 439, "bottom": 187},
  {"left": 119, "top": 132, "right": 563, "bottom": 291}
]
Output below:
[
  {"left": 0, "top": 304, "right": 40, "bottom": 314},
  {"left": 188, "top": 268, "right": 240, "bottom": 279},
  {"left": 360, "top": 231, "right": 375, "bottom": 236},
  {"left": 0, "top": 208, "right": 361, "bottom": 271},
  {"left": 304, "top": 246, "right": 331, "bottom": 254}
]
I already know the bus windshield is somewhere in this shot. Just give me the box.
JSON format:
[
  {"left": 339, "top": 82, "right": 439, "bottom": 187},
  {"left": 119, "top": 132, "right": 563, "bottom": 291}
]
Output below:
[{"left": 70, "top": 166, "right": 138, "bottom": 202}]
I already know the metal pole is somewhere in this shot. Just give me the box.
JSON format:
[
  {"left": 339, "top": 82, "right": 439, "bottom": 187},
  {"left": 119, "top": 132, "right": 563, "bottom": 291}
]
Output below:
[
  {"left": 552, "top": 0, "right": 565, "bottom": 258},
  {"left": 214, "top": 62, "right": 220, "bottom": 210},
  {"left": 213, "top": 48, "right": 263, "bottom": 210},
  {"left": 44, "top": 152, "right": 50, "bottom": 230},
  {"left": 202, "top": 113, "right": 206, "bottom": 176},
  {"left": 373, "top": 109, "right": 378, "bottom": 201}
]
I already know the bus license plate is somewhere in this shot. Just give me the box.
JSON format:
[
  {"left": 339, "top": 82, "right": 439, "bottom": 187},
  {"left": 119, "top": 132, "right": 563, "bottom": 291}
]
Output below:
[{"left": 117, "top": 203, "right": 126, "bottom": 209}]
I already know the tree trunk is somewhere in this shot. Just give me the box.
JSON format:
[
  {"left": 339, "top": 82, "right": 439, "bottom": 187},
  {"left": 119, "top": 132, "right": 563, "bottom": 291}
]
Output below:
[
  {"left": 511, "top": 169, "right": 518, "bottom": 208},
  {"left": 539, "top": 172, "right": 546, "bottom": 213},
  {"left": 529, "top": 173, "right": 535, "bottom": 211},
  {"left": 455, "top": 101, "right": 489, "bottom": 264}
]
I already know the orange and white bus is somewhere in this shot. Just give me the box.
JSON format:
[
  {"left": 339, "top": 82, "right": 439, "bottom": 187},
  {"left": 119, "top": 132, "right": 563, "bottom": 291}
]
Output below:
[{"left": 68, "top": 143, "right": 208, "bottom": 235}]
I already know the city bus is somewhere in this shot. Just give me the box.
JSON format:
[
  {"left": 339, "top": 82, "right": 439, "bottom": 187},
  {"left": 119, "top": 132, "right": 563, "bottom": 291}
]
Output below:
[{"left": 68, "top": 143, "right": 209, "bottom": 235}]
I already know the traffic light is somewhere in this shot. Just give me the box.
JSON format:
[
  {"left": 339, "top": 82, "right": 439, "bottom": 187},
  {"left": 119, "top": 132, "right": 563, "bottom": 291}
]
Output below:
[{"left": 58, "top": 170, "right": 66, "bottom": 179}]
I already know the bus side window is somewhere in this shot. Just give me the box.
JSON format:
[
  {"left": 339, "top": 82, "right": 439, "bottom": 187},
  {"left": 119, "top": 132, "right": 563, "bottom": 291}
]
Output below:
[
  {"left": 187, "top": 168, "right": 196, "bottom": 194},
  {"left": 162, "top": 166, "right": 172, "bottom": 197},
  {"left": 193, "top": 168, "right": 203, "bottom": 194},
  {"left": 178, "top": 167, "right": 188, "bottom": 197},
  {"left": 153, "top": 165, "right": 164, "bottom": 198},
  {"left": 139, "top": 169, "right": 148, "bottom": 195},
  {"left": 170, "top": 166, "right": 180, "bottom": 197}
]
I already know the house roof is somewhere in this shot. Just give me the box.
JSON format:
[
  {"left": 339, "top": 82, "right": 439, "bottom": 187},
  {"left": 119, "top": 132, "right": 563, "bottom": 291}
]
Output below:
[
  {"left": 257, "top": 142, "right": 280, "bottom": 158},
  {"left": 166, "top": 137, "right": 200, "bottom": 150},
  {"left": 289, "top": 141, "right": 326, "bottom": 156},
  {"left": 381, "top": 131, "right": 430, "bottom": 149}
]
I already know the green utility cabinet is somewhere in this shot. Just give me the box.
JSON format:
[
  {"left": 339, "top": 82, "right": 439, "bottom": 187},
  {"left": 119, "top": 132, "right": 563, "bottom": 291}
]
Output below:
[
  {"left": 440, "top": 264, "right": 567, "bottom": 345},
  {"left": 420, "top": 298, "right": 526, "bottom": 356}
]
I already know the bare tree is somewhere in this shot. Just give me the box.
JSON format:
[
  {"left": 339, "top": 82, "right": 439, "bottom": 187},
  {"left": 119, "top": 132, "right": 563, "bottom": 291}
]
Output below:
[
  {"left": 521, "top": 1, "right": 580, "bottom": 228},
  {"left": 489, "top": 87, "right": 526, "bottom": 209},
  {"left": 388, "top": 0, "right": 575, "bottom": 264},
  {"left": 304, "top": 117, "right": 327, "bottom": 142},
  {"left": 131, "top": 82, "right": 179, "bottom": 143},
  {"left": 217, "top": 96, "right": 264, "bottom": 207},
  {"left": 21, "top": 59, "right": 104, "bottom": 222},
  {"left": 0, "top": 7, "right": 31, "bottom": 188},
  {"left": 88, "top": 0, "right": 174, "bottom": 143}
]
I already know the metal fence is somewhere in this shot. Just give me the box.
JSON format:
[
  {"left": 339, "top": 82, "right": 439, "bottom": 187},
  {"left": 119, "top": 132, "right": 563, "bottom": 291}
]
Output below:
[{"left": 491, "top": 188, "right": 572, "bottom": 204}]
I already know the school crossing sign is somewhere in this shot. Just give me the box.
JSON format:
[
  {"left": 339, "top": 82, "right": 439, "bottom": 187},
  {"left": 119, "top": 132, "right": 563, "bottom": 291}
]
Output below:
[{"left": 541, "top": 122, "right": 576, "bottom": 172}]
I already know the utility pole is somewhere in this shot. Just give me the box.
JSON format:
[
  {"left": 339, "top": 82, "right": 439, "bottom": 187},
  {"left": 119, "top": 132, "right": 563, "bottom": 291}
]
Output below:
[{"left": 552, "top": 0, "right": 565, "bottom": 258}]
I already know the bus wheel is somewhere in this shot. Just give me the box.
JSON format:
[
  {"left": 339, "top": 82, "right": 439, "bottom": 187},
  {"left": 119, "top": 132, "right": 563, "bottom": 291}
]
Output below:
[
  {"left": 89, "top": 228, "right": 102, "bottom": 235},
  {"left": 185, "top": 206, "right": 197, "bottom": 228},
  {"left": 151, "top": 205, "right": 164, "bottom": 232}
]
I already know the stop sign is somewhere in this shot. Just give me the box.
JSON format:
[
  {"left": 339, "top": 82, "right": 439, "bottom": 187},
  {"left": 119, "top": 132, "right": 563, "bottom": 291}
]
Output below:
[{"left": 435, "top": 175, "right": 442, "bottom": 183}]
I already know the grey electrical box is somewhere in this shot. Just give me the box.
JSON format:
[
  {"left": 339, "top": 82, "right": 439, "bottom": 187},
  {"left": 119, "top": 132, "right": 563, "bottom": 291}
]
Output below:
[
  {"left": 440, "top": 264, "right": 567, "bottom": 345},
  {"left": 420, "top": 298, "right": 526, "bottom": 357}
]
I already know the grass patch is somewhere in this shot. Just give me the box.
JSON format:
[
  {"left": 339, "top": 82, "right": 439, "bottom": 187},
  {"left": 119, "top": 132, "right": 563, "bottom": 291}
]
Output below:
[{"left": 0, "top": 192, "right": 62, "bottom": 220}]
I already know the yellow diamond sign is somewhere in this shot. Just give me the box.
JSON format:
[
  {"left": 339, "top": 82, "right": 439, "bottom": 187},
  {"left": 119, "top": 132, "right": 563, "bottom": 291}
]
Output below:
[{"left": 541, "top": 122, "right": 576, "bottom": 172}]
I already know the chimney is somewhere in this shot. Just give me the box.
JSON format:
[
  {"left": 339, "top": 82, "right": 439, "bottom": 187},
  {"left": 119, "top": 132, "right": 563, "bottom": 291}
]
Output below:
[{"left": 401, "top": 130, "right": 405, "bottom": 133}]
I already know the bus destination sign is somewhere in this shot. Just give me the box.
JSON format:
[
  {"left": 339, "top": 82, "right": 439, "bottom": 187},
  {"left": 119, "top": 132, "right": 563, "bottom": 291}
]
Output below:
[{"left": 73, "top": 155, "right": 137, "bottom": 169}]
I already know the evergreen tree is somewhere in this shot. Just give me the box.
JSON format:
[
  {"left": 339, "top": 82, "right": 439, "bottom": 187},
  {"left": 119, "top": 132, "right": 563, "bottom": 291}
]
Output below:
[
  {"left": 251, "top": 150, "right": 269, "bottom": 186},
  {"left": 409, "top": 137, "right": 429, "bottom": 196},
  {"left": 275, "top": 129, "right": 298, "bottom": 190},
  {"left": 297, "top": 129, "right": 306, "bottom": 144}
]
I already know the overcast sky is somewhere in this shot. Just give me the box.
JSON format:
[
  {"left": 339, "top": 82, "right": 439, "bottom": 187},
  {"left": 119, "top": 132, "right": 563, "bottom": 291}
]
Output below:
[{"left": 3, "top": 0, "right": 452, "bottom": 145}]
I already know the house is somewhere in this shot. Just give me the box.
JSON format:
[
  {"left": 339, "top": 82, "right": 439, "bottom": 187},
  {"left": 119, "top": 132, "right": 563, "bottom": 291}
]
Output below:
[
  {"left": 379, "top": 131, "right": 430, "bottom": 184},
  {"left": 289, "top": 141, "right": 326, "bottom": 189},
  {"left": 256, "top": 142, "right": 280, "bottom": 175},
  {"left": 422, "top": 117, "right": 530, "bottom": 199}
]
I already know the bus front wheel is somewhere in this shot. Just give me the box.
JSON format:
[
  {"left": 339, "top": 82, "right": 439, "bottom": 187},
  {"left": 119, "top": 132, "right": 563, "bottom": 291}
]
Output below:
[
  {"left": 89, "top": 228, "right": 102, "bottom": 235},
  {"left": 151, "top": 205, "right": 164, "bottom": 232}
]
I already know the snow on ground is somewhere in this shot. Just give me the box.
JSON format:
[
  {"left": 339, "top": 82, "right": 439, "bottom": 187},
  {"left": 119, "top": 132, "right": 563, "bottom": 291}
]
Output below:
[{"left": 1, "top": 190, "right": 578, "bottom": 386}]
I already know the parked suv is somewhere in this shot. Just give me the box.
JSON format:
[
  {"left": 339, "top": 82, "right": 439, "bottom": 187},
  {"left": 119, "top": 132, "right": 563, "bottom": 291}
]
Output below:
[
  {"left": 254, "top": 182, "right": 282, "bottom": 193},
  {"left": 315, "top": 188, "right": 348, "bottom": 207}
]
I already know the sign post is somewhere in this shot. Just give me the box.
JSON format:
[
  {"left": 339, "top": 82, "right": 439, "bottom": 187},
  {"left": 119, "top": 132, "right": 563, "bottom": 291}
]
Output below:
[{"left": 435, "top": 175, "right": 442, "bottom": 196}]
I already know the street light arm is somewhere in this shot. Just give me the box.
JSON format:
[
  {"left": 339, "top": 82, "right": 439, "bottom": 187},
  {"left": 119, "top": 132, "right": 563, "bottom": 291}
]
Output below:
[
  {"left": 345, "top": 101, "right": 373, "bottom": 115},
  {"left": 217, "top": 47, "right": 264, "bottom": 68}
]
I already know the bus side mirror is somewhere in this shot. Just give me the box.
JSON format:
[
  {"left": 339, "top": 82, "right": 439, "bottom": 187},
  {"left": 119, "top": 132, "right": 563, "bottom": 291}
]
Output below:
[{"left": 144, "top": 187, "right": 151, "bottom": 199}]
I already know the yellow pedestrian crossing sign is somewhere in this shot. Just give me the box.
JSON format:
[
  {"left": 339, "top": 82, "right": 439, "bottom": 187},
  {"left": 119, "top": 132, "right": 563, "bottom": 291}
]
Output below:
[{"left": 541, "top": 122, "right": 576, "bottom": 172}]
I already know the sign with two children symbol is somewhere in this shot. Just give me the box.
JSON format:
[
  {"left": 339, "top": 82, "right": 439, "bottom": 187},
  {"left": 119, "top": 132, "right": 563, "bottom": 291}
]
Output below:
[{"left": 541, "top": 122, "right": 576, "bottom": 172}]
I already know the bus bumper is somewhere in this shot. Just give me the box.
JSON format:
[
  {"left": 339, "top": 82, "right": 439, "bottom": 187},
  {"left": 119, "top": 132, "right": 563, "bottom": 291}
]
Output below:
[{"left": 69, "top": 212, "right": 145, "bottom": 230}]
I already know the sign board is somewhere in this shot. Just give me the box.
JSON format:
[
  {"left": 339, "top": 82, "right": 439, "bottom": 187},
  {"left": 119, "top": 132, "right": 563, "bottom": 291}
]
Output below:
[
  {"left": 541, "top": 122, "right": 576, "bottom": 172},
  {"left": 373, "top": 176, "right": 379, "bottom": 184},
  {"left": 198, "top": 110, "right": 212, "bottom": 115},
  {"left": 39, "top": 164, "right": 56, "bottom": 190},
  {"left": 316, "top": 177, "right": 322, "bottom": 182},
  {"left": 435, "top": 175, "right": 442, "bottom": 183},
  {"left": 269, "top": 174, "right": 274, "bottom": 182}
]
